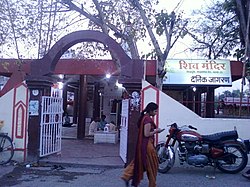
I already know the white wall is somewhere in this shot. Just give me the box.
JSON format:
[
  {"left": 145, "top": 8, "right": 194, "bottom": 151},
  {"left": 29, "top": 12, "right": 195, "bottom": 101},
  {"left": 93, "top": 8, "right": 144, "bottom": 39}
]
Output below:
[
  {"left": 0, "top": 83, "right": 29, "bottom": 162},
  {"left": 142, "top": 80, "right": 250, "bottom": 142},
  {"left": 0, "top": 89, "right": 14, "bottom": 135}
]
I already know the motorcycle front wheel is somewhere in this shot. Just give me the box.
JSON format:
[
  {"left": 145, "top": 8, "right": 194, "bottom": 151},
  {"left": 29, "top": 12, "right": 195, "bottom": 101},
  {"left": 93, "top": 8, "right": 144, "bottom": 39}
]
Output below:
[
  {"left": 156, "top": 143, "right": 175, "bottom": 173},
  {"left": 216, "top": 145, "right": 248, "bottom": 174}
]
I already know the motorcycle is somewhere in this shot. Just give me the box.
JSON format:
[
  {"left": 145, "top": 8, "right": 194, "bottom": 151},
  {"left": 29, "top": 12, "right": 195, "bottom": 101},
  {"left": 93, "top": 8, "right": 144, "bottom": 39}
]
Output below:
[{"left": 156, "top": 123, "right": 248, "bottom": 174}]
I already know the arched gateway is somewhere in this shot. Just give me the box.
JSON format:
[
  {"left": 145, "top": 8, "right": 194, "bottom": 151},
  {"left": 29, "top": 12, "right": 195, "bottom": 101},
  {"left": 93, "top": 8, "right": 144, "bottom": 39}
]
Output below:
[
  {"left": 25, "top": 30, "right": 143, "bottom": 161},
  {"left": 29, "top": 30, "right": 142, "bottom": 78}
]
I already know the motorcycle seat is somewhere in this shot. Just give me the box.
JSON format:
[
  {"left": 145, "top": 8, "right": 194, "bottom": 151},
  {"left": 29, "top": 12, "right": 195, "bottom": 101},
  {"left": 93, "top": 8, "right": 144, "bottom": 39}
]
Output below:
[{"left": 202, "top": 130, "right": 238, "bottom": 142}]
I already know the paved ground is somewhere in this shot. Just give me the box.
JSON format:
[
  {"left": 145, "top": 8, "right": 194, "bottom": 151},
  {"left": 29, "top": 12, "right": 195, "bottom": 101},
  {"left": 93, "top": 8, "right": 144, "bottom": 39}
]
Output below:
[
  {"left": 39, "top": 138, "right": 124, "bottom": 167},
  {"left": 0, "top": 165, "right": 15, "bottom": 179},
  {"left": 1, "top": 125, "right": 249, "bottom": 186},
  {"left": 0, "top": 164, "right": 249, "bottom": 187}
]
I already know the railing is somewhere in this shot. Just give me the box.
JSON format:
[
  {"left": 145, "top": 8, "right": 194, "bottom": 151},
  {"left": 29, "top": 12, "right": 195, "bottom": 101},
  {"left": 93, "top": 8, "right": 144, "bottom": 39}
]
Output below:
[
  {"left": 216, "top": 100, "right": 250, "bottom": 118},
  {"left": 180, "top": 99, "right": 250, "bottom": 118}
]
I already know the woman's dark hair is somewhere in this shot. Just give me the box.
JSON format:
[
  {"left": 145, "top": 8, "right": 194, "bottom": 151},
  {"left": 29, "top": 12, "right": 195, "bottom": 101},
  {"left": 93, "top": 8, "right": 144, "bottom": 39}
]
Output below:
[{"left": 137, "top": 102, "right": 158, "bottom": 127}]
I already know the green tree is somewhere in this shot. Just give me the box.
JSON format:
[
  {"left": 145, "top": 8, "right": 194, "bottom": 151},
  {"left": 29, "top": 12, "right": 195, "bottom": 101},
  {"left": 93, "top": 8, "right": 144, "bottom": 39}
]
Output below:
[
  {"left": 61, "top": 0, "right": 149, "bottom": 59},
  {"left": 244, "top": 88, "right": 250, "bottom": 97},
  {"left": 126, "top": 0, "right": 189, "bottom": 88},
  {"left": 218, "top": 89, "right": 242, "bottom": 98},
  {"left": 187, "top": 0, "right": 240, "bottom": 59},
  {"left": 222, "top": 90, "right": 233, "bottom": 97},
  {"left": 0, "top": 0, "right": 32, "bottom": 59},
  {"left": 1, "top": 0, "right": 189, "bottom": 90},
  {"left": 61, "top": 0, "right": 189, "bottom": 88},
  {"left": 234, "top": 0, "right": 250, "bottom": 57},
  {"left": 0, "top": 0, "right": 81, "bottom": 59},
  {"left": 32, "top": 0, "right": 83, "bottom": 58},
  {"left": 232, "top": 89, "right": 241, "bottom": 97}
]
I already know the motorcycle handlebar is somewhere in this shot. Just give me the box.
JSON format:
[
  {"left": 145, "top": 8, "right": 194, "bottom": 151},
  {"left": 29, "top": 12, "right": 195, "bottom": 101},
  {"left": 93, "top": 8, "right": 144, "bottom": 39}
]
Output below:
[
  {"left": 167, "top": 123, "right": 197, "bottom": 131},
  {"left": 188, "top": 125, "right": 197, "bottom": 130}
]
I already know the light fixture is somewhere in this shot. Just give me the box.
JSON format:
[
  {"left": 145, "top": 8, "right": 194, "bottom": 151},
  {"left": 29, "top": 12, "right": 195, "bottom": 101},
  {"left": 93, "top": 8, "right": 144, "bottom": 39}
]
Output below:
[
  {"left": 192, "top": 86, "right": 196, "bottom": 92},
  {"left": 105, "top": 73, "right": 111, "bottom": 79},
  {"left": 58, "top": 82, "right": 63, "bottom": 89},
  {"left": 58, "top": 74, "right": 64, "bottom": 80}
]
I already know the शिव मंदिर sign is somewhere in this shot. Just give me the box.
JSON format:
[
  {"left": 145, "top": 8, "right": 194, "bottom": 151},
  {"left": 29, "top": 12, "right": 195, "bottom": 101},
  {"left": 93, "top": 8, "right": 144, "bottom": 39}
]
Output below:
[{"left": 163, "top": 59, "right": 232, "bottom": 86}]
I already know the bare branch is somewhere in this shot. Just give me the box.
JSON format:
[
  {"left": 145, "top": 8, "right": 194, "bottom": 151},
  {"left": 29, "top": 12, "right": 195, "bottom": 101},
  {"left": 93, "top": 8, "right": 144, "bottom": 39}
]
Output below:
[{"left": 61, "top": 0, "right": 124, "bottom": 39}]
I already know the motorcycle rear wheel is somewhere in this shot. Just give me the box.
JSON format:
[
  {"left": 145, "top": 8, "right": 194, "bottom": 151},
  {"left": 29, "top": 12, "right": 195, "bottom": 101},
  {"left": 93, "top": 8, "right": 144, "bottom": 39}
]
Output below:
[
  {"left": 156, "top": 143, "right": 175, "bottom": 173},
  {"left": 216, "top": 145, "right": 248, "bottom": 174}
]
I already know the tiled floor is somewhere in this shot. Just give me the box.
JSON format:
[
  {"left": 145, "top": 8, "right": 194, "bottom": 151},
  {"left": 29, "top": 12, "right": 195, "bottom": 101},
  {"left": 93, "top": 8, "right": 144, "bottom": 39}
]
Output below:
[{"left": 40, "top": 125, "right": 124, "bottom": 167}]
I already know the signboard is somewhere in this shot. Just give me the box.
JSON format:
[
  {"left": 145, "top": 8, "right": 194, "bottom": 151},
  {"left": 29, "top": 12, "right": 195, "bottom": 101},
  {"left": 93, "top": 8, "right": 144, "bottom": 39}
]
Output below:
[
  {"left": 163, "top": 59, "right": 232, "bottom": 86},
  {"left": 29, "top": 100, "right": 39, "bottom": 116}
]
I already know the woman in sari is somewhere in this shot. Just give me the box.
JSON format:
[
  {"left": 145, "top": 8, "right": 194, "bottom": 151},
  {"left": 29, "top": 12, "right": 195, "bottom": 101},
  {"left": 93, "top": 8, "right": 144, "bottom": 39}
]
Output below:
[{"left": 121, "top": 102, "right": 164, "bottom": 187}]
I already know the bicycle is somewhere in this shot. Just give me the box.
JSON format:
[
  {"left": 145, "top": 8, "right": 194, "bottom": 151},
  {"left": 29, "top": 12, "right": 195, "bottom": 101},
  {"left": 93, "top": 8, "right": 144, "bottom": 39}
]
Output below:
[{"left": 0, "top": 133, "right": 14, "bottom": 165}]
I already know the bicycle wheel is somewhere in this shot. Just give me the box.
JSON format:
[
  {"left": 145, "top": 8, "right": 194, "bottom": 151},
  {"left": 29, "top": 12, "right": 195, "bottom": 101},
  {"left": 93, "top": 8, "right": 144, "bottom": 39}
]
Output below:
[{"left": 0, "top": 134, "right": 14, "bottom": 165}]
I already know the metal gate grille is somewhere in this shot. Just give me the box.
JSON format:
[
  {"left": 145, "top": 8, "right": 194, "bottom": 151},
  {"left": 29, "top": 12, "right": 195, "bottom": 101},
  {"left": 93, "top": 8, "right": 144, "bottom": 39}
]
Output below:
[
  {"left": 119, "top": 99, "right": 129, "bottom": 163},
  {"left": 39, "top": 96, "right": 63, "bottom": 157}
]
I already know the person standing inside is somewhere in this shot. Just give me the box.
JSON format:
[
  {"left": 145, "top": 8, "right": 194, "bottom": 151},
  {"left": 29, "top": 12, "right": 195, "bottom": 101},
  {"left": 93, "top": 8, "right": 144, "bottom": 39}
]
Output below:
[
  {"left": 121, "top": 102, "right": 164, "bottom": 187},
  {"left": 98, "top": 114, "right": 107, "bottom": 130}
]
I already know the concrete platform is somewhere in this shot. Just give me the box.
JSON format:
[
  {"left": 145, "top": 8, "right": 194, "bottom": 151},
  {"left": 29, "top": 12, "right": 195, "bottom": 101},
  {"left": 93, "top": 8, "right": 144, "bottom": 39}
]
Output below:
[{"left": 39, "top": 138, "right": 124, "bottom": 168}]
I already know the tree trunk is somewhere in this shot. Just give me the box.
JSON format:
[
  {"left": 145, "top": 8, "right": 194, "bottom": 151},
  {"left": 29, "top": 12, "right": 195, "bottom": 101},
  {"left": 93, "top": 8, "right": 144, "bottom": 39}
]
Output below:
[{"left": 129, "top": 0, "right": 164, "bottom": 89}]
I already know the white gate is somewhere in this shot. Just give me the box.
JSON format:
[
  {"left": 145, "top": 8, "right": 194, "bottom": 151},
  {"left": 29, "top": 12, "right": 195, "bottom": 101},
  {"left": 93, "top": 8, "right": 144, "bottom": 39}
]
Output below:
[
  {"left": 119, "top": 99, "right": 129, "bottom": 163},
  {"left": 39, "top": 96, "right": 63, "bottom": 157}
]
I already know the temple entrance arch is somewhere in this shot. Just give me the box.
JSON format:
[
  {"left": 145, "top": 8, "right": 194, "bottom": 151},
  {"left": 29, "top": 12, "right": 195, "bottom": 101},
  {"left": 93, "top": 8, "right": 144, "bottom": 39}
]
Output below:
[
  {"left": 29, "top": 30, "right": 140, "bottom": 79},
  {"left": 26, "top": 30, "right": 143, "bottom": 161}
]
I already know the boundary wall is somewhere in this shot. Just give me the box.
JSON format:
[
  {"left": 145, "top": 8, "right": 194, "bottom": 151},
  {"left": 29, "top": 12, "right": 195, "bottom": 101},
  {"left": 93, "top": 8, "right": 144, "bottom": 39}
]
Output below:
[{"left": 141, "top": 80, "right": 250, "bottom": 142}]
